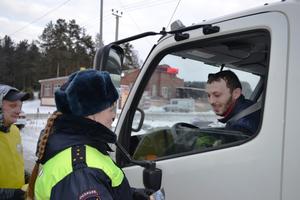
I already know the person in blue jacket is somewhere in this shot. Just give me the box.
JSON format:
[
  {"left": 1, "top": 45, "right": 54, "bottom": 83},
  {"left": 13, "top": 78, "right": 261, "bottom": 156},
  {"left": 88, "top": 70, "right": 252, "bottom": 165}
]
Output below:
[
  {"left": 206, "top": 70, "right": 260, "bottom": 135},
  {"left": 27, "top": 69, "right": 151, "bottom": 200}
]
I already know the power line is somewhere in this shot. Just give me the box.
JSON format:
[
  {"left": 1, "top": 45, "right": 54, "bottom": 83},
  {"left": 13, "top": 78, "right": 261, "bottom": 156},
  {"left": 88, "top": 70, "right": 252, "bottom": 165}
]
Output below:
[
  {"left": 98, "top": 0, "right": 174, "bottom": 16},
  {"left": 10, "top": 0, "right": 72, "bottom": 36},
  {"left": 121, "top": 0, "right": 174, "bottom": 11},
  {"left": 115, "top": 0, "right": 155, "bottom": 46},
  {"left": 76, "top": 0, "right": 176, "bottom": 40},
  {"left": 121, "top": 0, "right": 165, "bottom": 8},
  {"left": 166, "top": 0, "right": 182, "bottom": 30},
  {"left": 122, "top": 0, "right": 175, "bottom": 12}
]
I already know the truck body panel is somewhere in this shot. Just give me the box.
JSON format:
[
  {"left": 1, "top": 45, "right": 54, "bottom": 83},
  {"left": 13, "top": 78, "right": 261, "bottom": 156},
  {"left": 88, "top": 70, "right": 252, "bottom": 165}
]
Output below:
[{"left": 108, "top": 1, "right": 300, "bottom": 199}]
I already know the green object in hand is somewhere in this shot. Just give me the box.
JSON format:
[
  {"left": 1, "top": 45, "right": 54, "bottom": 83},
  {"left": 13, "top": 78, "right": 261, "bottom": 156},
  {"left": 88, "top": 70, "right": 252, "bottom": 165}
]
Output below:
[{"left": 195, "top": 135, "right": 219, "bottom": 149}]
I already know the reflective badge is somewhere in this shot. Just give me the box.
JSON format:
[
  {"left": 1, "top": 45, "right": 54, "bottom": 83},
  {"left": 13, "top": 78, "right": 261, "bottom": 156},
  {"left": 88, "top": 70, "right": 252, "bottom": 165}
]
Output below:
[
  {"left": 79, "top": 189, "right": 101, "bottom": 200},
  {"left": 16, "top": 143, "right": 23, "bottom": 154}
]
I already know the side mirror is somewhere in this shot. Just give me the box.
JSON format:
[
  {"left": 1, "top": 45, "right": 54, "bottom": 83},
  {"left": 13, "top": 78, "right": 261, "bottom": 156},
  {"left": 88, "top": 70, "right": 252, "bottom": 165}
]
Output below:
[
  {"left": 93, "top": 44, "right": 124, "bottom": 75},
  {"left": 132, "top": 108, "right": 145, "bottom": 132}
]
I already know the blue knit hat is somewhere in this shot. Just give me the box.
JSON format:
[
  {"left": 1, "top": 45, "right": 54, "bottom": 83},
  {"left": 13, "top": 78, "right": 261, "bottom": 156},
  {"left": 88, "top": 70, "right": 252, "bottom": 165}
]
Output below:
[{"left": 55, "top": 69, "right": 119, "bottom": 117}]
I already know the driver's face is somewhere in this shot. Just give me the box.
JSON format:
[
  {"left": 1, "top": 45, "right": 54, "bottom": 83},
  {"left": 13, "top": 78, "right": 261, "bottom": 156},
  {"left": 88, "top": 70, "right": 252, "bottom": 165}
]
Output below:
[
  {"left": 2, "top": 100, "right": 22, "bottom": 127},
  {"left": 206, "top": 79, "right": 236, "bottom": 116}
]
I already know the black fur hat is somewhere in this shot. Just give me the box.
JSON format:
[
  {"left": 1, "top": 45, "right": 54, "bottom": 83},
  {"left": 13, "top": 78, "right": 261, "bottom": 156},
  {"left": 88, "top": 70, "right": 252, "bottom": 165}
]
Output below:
[{"left": 55, "top": 69, "right": 119, "bottom": 116}]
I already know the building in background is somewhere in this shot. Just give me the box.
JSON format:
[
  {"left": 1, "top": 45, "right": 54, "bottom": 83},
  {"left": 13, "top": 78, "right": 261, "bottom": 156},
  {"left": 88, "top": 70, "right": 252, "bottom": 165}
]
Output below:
[
  {"left": 39, "top": 64, "right": 185, "bottom": 107},
  {"left": 121, "top": 65, "right": 184, "bottom": 99},
  {"left": 39, "top": 76, "right": 68, "bottom": 106}
]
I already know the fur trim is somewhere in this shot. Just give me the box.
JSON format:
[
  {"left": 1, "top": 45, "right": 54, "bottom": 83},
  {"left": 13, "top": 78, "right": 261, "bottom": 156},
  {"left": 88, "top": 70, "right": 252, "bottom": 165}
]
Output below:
[{"left": 55, "top": 70, "right": 119, "bottom": 116}]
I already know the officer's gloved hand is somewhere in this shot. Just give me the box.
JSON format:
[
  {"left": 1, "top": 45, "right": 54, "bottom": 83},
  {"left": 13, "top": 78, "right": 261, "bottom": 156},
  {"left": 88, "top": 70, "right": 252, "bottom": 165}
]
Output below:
[{"left": 132, "top": 188, "right": 154, "bottom": 200}]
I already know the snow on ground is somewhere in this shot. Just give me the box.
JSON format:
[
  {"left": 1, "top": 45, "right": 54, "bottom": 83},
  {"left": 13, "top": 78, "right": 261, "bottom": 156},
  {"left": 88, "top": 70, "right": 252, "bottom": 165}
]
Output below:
[
  {"left": 22, "top": 124, "right": 43, "bottom": 171},
  {"left": 22, "top": 99, "right": 56, "bottom": 114},
  {"left": 21, "top": 98, "right": 216, "bottom": 171},
  {"left": 21, "top": 98, "right": 56, "bottom": 171}
]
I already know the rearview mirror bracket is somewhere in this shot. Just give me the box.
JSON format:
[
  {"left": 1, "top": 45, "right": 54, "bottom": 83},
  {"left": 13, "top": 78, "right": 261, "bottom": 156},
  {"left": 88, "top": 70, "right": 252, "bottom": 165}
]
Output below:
[{"left": 93, "top": 44, "right": 124, "bottom": 74}]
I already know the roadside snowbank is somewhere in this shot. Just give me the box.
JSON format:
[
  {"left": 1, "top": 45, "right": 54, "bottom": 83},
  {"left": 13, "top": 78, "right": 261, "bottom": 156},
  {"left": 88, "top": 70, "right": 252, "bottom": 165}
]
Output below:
[{"left": 22, "top": 99, "right": 56, "bottom": 114}]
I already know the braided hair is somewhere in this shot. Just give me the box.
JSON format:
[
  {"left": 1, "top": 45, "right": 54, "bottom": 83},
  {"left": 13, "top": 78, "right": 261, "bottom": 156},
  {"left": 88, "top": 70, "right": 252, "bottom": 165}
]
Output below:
[{"left": 26, "top": 111, "right": 62, "bottom": 199}]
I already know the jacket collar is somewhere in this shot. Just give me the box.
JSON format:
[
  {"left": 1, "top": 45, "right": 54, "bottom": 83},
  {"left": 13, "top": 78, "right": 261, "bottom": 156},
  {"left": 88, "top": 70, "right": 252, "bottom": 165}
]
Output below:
[
  {"left": 218, "top": 95, "right": 245, "bottom": 123},
  {"left": 0, "top": 126, "right": 10, "bottom": 133},
  {"left": 39, "top": 114, "right": 116, "bottom": 164}
]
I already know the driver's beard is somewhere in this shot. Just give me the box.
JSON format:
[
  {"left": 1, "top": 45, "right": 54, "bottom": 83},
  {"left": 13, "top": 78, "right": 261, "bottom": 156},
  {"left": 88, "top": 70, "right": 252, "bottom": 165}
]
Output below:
[{"left": 220, "top": 94, "right": 236, "bottom": 117}]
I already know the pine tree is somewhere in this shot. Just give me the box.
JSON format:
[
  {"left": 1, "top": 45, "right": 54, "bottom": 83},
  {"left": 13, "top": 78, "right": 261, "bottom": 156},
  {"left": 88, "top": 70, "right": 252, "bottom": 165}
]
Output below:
[{"left": 39, "top": 19, "right": 95, "bottom": 77}]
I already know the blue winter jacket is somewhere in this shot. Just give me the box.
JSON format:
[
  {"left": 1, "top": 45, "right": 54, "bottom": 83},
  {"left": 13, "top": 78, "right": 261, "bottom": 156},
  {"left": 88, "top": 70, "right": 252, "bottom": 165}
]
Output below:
[
  {"left": 218, "top": 95, "right": 261, "bottom": 135},
  {"left": 35, "top": 114, "right": 133, "bottom": 200}
]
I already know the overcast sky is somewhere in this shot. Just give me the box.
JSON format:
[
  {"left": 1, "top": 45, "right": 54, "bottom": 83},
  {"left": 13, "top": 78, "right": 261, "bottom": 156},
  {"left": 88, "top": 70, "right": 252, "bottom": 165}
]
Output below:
[{"left": 0, "top": 0, "right": 278, "bottom": 60}]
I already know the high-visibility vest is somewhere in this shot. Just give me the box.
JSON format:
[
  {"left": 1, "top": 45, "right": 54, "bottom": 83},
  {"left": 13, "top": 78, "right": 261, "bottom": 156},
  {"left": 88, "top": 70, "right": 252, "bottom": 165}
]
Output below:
[
  {"left": 0, "top": 124, "right": 24, "bottom": 188},
  {"left": 35, "top": 145, "right": 124, "bottom": 200}
]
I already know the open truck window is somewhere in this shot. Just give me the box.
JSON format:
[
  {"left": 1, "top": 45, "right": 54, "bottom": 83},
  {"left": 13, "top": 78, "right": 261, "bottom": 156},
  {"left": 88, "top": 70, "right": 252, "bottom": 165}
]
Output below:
[{"left": 123, "top": 30, "right": 269, "bottom": 162}]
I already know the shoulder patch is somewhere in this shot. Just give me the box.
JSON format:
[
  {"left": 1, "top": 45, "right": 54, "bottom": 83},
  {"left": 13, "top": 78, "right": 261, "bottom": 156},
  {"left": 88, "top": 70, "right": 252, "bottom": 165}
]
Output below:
[{"left": 79, "top": 189, "right": 101, "bottom": 200}]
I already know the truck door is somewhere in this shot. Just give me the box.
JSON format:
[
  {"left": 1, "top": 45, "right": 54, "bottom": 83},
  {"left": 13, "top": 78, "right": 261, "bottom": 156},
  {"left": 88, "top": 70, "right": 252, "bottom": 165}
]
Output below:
[{"left": 116, "top": 12, "right": 288, "bottom": 200}]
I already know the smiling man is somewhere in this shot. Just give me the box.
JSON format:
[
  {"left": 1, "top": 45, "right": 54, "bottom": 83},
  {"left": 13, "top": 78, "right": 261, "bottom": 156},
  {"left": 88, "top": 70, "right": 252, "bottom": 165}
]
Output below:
[
  {"left": 206, "top": 70, "right": 260, "bottom": 135},
  {"left": 0, "top": 84, "right": 29, "bottom": 200}
]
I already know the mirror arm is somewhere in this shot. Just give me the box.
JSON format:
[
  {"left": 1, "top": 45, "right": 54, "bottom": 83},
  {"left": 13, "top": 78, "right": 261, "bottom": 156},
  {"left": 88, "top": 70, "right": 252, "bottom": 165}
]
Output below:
[
  {"left": 115, "top": 141, "right": 156, "bottom": 169},
  {"left": 112, "top": 32, "right": 161, "bottom": 45},
  {"left": 111, "top": 24, "right": 215, "bottom": 45}
]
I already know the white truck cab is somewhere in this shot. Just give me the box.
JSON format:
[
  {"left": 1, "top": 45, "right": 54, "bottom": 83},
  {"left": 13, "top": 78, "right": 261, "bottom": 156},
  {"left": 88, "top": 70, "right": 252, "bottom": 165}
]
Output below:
[{"left": 94, "top": 1, "right": 300, "bottom": 199}]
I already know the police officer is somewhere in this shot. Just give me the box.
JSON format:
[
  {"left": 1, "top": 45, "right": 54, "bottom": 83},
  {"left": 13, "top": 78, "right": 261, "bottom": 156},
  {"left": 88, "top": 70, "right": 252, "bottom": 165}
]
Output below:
[{"left": 27, "top": 70, "right": 151, "bottom": 200}]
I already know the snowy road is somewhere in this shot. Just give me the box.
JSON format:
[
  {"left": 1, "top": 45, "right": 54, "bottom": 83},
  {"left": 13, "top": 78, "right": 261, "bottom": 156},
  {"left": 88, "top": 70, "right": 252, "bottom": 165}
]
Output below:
[{"left": 21, "top": 119, "right": 47, "bottom": 171}]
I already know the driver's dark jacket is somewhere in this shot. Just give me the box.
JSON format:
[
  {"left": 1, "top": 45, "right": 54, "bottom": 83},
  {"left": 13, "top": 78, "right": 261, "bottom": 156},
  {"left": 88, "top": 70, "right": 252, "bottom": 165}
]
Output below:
[
  {"left": 35, "top": 114, "right": 133, "bottom": 200},
  {"left": 218, "top": 95, "right": 260, "bottom": 135}
]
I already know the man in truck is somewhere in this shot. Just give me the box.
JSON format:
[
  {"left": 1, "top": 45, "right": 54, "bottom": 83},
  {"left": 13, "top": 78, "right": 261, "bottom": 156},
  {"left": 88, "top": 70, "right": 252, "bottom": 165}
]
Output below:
[{"left": 206, "top": 70, "right": 260, "bottom": 135}]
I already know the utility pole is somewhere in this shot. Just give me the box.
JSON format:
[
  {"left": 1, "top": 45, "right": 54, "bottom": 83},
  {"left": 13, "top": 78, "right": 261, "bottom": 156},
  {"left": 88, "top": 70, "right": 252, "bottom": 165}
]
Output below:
[
  {"left": 56, "top": 63, "right": 60, "bottom": 77},
  {"left": 99, "top": 0, "right": 103, "bottom": 47},
  {"left": 94, "top": 0, "right": 103, "bottom": 70},
  {"left": 112, "top": 9, "right": 123, "bottom": 41}
]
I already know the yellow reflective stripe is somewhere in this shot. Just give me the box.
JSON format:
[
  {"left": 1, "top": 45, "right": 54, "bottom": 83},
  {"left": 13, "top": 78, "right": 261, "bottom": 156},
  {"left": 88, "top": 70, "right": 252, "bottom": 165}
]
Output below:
[
  {"left": 35, "top": 148, "right": 72, "bottom": 200},
  {"left": 86, "top": 145, "right": 124, "bottom": 187},
  {"left": 35, "top": 145, "right": 124, "bottom": 199}
]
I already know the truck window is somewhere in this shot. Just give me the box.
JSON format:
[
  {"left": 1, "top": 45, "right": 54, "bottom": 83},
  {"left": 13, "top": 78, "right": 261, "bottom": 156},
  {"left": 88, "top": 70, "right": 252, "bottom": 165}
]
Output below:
[{"left": 125, "top": 31, "right": 269, "bottom": 161}]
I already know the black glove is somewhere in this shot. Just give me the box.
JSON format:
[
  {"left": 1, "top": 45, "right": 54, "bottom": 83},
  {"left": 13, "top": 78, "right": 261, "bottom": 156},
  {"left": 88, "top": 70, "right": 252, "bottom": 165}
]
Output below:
[
  {"left": 132, "top": 188, "right": 154, "bottom": 200},
  {"left": 13, "top": 189, "right": 25, "bottom": 200},
  {"left": 0, "top": 188, "right": 25, "bottom": 200}
]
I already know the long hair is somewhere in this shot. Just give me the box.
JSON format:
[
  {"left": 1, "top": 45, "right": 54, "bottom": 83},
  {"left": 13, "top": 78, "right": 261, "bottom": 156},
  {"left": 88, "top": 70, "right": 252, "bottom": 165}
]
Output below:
[{"left": 26, "top": 111, "right": 62, "bottom": 199}]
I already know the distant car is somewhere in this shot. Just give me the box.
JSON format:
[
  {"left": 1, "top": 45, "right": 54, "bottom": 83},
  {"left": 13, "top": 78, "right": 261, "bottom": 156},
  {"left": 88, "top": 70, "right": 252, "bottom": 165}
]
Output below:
[
  {"left": 163, "top": 98, "right": 195, "bottom": 113},
  {"left": 15, "top": 111, "right": 26, "bottom": 129}
]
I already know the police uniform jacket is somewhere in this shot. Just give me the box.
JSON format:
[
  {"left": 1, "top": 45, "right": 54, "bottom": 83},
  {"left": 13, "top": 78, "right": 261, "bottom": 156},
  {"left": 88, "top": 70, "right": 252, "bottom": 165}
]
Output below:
[{"left": 34, "top": 114, "right": 133, "bottom": 200}]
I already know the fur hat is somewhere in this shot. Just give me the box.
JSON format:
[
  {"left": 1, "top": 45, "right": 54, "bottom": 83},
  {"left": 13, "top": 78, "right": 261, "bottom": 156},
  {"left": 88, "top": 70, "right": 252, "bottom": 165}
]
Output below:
[{"left": 55, "top": 69, "right": 119, "bottom": 117}]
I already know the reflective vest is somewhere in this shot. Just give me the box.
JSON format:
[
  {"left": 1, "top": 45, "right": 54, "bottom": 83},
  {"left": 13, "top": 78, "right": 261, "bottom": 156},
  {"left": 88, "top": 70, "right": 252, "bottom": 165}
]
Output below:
[
  {"left": 35, "top": 145, "right": 124, "bottom": 200},
  {"left": 0, "top": 124, "right": 24, "bottom": 188}
]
